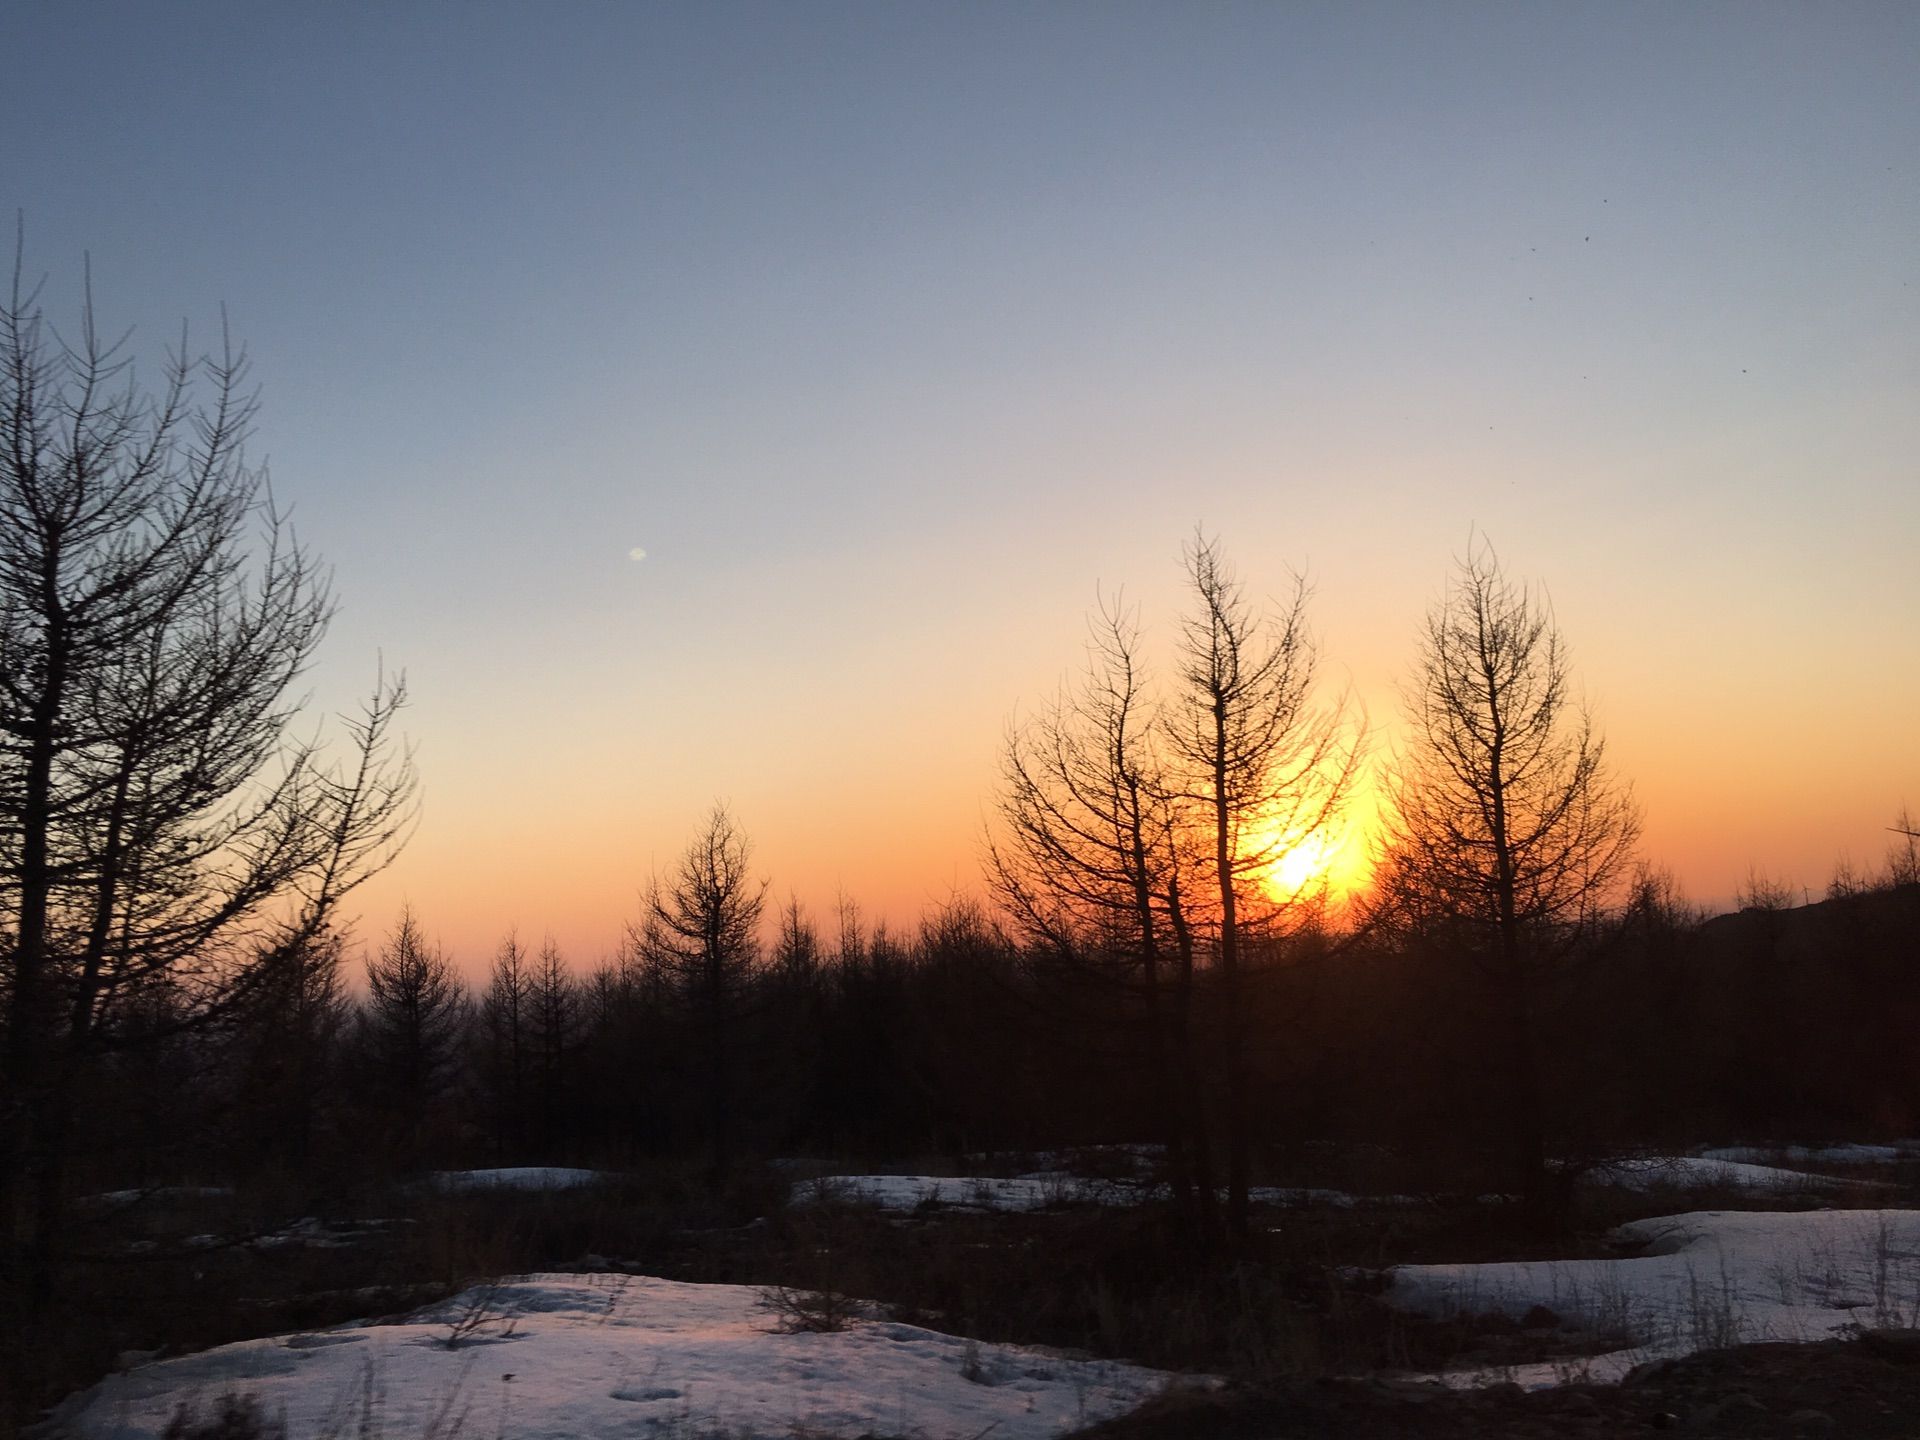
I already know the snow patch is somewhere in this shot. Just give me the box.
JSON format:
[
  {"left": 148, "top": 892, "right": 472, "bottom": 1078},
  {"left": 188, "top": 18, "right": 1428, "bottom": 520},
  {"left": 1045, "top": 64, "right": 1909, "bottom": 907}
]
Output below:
[
  {"left": 1697, "top": 1143, "right": 1912, "bottom": 1166},
  {"left": 58, "top": 1273, "right": 1185, "bottom": 1440},
  {"left": 794, "top": 1173, "right": 1414, "bottom": 1213},
  {"left": 1588, "top": 1156, "right": 1871, "bottom": 1193},
  {"left": 1385, "top": 1208, "right": 1920, "bottom": 1388},
  {"left": 427, "top": 1167, "right": 607, "bottom": 1193},
  {"left": 795, "top": 1173, "right": 1149, "bottom": 1211}
]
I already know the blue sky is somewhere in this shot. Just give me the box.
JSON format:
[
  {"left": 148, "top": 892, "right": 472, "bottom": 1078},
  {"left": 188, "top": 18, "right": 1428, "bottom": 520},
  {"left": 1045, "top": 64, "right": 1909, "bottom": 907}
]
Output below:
[{"left": 6, "top": 1, "right": 1916, "bottom": 964}]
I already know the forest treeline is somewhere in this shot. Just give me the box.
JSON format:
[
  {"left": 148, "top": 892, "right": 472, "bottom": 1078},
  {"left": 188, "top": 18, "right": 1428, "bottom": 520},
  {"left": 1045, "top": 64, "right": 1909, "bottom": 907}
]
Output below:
[{"left": 86, "top": 843, "right": 1920, "bottom": 1207}]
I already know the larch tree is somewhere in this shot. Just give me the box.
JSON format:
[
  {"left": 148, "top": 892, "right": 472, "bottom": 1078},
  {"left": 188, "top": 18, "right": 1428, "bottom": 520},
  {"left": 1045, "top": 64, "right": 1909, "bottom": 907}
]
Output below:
[
  {"left": 0, "top": 251, "right": 414, "bottom": 1358},
  {"left": 360, "top": 908, "right": 466, "bottom": 1158},
  {"left": 233, "top": 925, "right": 352, "bottom": 1176},
  {"left": 1165, "top": 534, "right": 1359, "bottom": 1239},
  {"left": 479, "top": 932, "right": 531, "bottom": 1157},
  {"left": 636, "top": 803, "right": 766, "bottom": 1187},
  {"left": 771, "top": 896, "right": 823, "bottom": 988},
  {"left": 527, "top": 936, "right": 578, "bottom": 1154},
  {"left": 987, "top": 595, "right": 1217, "bottom": 1239},
  {"left": 1371, "top": 542, "right": 1639, "bottom": 1218}
]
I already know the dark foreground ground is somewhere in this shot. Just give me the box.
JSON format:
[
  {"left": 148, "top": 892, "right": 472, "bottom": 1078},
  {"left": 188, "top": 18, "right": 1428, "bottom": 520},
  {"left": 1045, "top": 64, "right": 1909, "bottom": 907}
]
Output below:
[
  {"left": 1079, "top": 1330, "right": 1920, "bottom": 1439},
  {"left": 22, "top": 1166, "right": 1920, "bottom": 1439}
]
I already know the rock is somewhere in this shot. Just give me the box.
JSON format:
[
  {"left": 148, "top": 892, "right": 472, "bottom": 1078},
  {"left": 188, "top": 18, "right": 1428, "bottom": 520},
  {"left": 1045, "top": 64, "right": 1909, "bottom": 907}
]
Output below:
[{"left": 1785, "top": 1410, "right": 1835, "bottom": 1432}]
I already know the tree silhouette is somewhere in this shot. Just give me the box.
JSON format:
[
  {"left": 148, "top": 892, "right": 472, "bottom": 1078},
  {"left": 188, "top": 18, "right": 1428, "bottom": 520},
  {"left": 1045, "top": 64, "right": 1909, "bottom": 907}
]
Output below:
[
  {"left": 232, "top": 926, "right": 352, "bottom": 1177},
  {"left": 988, "top": 595, "right": 1217, "bottom": 1238},
  {"left": 989, "top": 539, "right": 1359, "bottom": 1241},
  {"left": 1165, "top": 535, "right": 1358, "bottom": 1238},
  {"left": 0, "top": 250, "right": 413, "bottom": 1359},
  {"left": 527, "top": 937, "right": 578, "bottom": 1155},
  {"left": 479, "top": 933, "right": 531, "bottom": 1157},
  {"left": 360, "top": 909, "right": 466, "bottom": 1158},
  {"left": 635, "top": 803, "right": 765, "bottom": 1187},
  {"left": 1372, "top": 542, "right": 1639, "bottom": 1218}
]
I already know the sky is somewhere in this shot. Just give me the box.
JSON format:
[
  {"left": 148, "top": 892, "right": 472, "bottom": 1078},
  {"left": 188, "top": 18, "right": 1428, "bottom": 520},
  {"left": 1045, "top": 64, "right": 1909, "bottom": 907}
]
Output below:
[{"left": 4, "top": 2, "right": 1916, "bottom": 975}]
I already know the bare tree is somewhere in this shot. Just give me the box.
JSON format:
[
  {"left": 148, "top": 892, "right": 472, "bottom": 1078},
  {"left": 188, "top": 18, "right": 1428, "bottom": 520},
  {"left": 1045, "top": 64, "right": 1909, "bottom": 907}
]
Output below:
[
  {"left": 1165, "top": 535, "right": 1359, "bottom": 1238},
  {"left": 634, "top": 803, "right": 766, "bottom": 1187},
  {"left": 988, "top": 595, "right": 1217, "bottom": 1238},
  {"left": 0, "top": 249, "right": 414, "bottom": 1356},
  {"left": 1372, "top": 542, "right": 1639, "bottom": 1218}
]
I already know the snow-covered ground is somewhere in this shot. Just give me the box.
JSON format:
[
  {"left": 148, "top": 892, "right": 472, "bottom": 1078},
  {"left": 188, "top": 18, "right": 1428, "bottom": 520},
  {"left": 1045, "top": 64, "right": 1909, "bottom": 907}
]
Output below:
[
  {"left": 795, "top": 1172, "right": 1152, "bottom": 1211},
  {"left": 80, "top": 1185, "right": 235, "bottom": 1210},
  {"left": 795, "top": 1172, "right": 1402, "bottom": 1212},
  {"left": 1697, "top": 1143, "right": 1916, "bottom": 1166},
  {"left": 58, "top": 1273, "right": 1184, "bottom": 1440},
  {"left": 792, "top": 1155, "right": 1851, "bottom": 1214},
  {"left": 1585, "top": 1156, "right": 1872, "bottom": 1193},
  {"left": 1385, "top": 1208, "right": 1920, "bottom": 1388},
  {"left": 428, "top": 1167, "right": 608, "bottom": 1192}
]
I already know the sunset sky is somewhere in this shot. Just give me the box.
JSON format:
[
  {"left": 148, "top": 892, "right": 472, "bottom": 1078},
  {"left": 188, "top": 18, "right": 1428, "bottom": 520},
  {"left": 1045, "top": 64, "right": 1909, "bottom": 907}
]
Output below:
[{"left": 6, "top": 2, "right": 1915, "bottom": 975}]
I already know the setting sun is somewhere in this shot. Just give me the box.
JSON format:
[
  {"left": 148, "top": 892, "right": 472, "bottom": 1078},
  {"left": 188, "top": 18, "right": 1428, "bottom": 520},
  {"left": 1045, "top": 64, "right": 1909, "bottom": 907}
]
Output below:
[
  {"left": 1254, "top": 821, "right": 1370, "bottom": 903},
  {"left": 1267, "top": 830, "right": 1335, "bottom": 897}
]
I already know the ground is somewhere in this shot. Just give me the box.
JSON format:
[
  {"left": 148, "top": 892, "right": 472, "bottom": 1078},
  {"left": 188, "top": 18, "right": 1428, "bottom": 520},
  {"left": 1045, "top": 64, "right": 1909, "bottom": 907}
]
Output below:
[
  {"left": 40, "top": 1153, "right": 1920, "bottom": 1440},
  {"left": 1079, "top": 1330, "right": 1920, "bottom": 1438}
]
